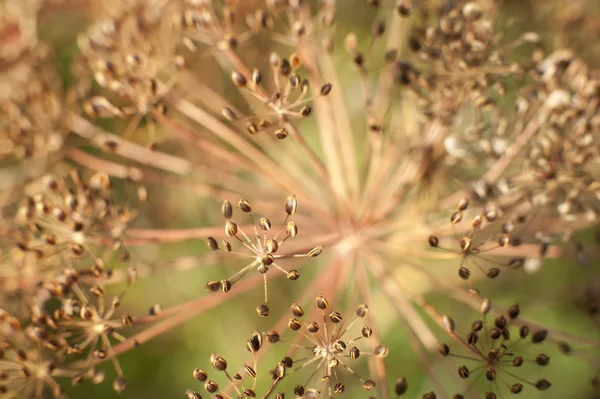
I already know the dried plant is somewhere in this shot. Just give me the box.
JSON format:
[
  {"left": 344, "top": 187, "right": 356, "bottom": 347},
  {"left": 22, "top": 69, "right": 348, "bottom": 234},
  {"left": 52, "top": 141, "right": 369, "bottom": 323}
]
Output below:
[{"left": 1, "top": 0, "right": 599, "bottom": 398}]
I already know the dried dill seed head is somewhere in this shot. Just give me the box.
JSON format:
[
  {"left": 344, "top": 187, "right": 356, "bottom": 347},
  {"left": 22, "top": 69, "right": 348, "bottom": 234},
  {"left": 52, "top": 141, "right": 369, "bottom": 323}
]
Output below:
[
  {"left": 187, "top": 331, "right": 283, "bottom": 399},
  {"left": 0, "top": 308, "right": 103, "bottom": 398},
  {"left": 204, "top": 196, "right": 322, "bottom": 316},
  {"left": 221, "top": 52, "right": 331, "bottom": 140},
  {"left": 175, "top": 0, "right": 251, "bottom": 52},
  {"left": 14, "top": 171, "right": 140, "bottom": 268},
  {"left": 439, "top": 299, "right": 552, "bottom": 397},
  {"left": 429, "top": 201, "right": 527, "bottom": 290},
  {"left": 0, "top": 43, "right": 66, "bottom": 161},
  {"left": 78, "top": 1, "right": 183, "bottom": 148},
  {"left": 41, "top": 264, "right": 138, "bottom": 392},
  {"left": 268, "top": 296, "right": 388, "bottom": 397}
]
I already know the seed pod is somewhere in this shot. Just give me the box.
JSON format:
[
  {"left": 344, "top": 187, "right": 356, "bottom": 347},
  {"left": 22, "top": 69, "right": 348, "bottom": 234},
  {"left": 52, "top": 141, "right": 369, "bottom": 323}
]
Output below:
[
  {"left": 320, "top": 83, "right": 333, "bottom": 96},
  {"left": 428, "top": 235, "right": 439, "bottom": 247},
  {"left": 251, "top": 68, "right": 262, "bottom": 86},
  {"left": 308, "top": 246, "right": 322, "bottom": 257},
  {"left": 247, "top": 331, "right": 263, "bottom": 353},
  {"left": 205, "top": 281, "right": 220, "bottom": 292},
  {"left": 459, "top": 238, "right": 471, "bottom": 252},
  {"left": 316, "top": 296, "right": 329, "bottom": 309},
  {"left": 394, "top": 377, "right": 408, "bottom": 395},
  {"left": 531, "top": 329, "right": 548, "bottom": 343},
  {"left": 205, "top": 237, "right": 219, "bottom": 251},
  {"left": 220, "top": 280, "right": 232, "bottom": 292},
  {"left": 374, "top": 345, "right": 389, "bottom": 358},
  {"left": 329, "top": 311, "right": 342, "bottom": 323},
  {"left": 536, "top": 354, "right": 550, "bottom": 366},
  {"left": 349, "top": 347, "right": 360, "bottom": 360},
  {"left": 485, "top": 368, "right": 496, "bottom": 381},
  {"left": 472, "top": 320, "right": 483, "bottom": 331},
  {"left": 285, "top": 221, "right": 298, "bottom": 237},
  {"left": 356, "top": 304, "right": 368, "bottom": 318},
  {"left": 256, "top": 304, "right": 269, "bottom": 317},
  {"left": 288, "top": 318, "right": 301, "bottom": 331},
  {"left": 494, "top": 315, "right": 507, "bottom": 329},
  {"left": 222, "top": 201, "right": 233, "bottom": 218},
  {"left": 266, "top": 239, "right": 278, "bottom": 253},
  {"left": 439, "top": 343, "right": 450, "bottom": 356},
  {"left": 285, "top": 196, "right": 297, "bottom": 215},
  {"left": 512, "top": 356, "right": 524, "bottom": 367},
  {"left": 221, "top": 107, "right": 237, "bottom": 121},
  {"left": 508, "top": 303, "right": 520, "bottom": 319},
  {"left": 238, "top": 199, "right": 252, "bottom": 213},
  {"left": 287, "top": 270, "right": 300, "bottom": 280},
  {"left": 535, "top": 379, "right": 551, "bottom": 390},
  {"left": 486, "top": 268, "right": 500, "bottom": 278},
  {"left": 291, "top": 303, "right": 304, "bottom": 317},
  {"left": 363, "top": 380, "right": 376, "bottom": 391},
  {"left": 362, "top": 325, "right": 373, "bottom": 338},
  {"left": 307, "top": 322, "right": 319, "bottom": 333},
  {"left": 422, "top": 392, "right": 436, "bottom": 399},
  {"left": 205, "top": 381, "right": 218, "bottom": 393},
  {"left": 225, "top": 220, "right": 238, "bottom": 237},
  {"left": 458, "top": 267, "right": 470, "bottom": 280},
  {"left": 260, "top": 218, "right": 272, "bottom": 231},
  {"left": 210, "top": 354, "right": 227, "bottom": 371},
  {"left": 265, "top": 330, "right": 280, "bottom": 343},
  {"left": 113, "top": 377, "right": 128, "bottom": 393},
  {"left": 510, "top": 384, "right": 523, "bottom": 394},
  {"left": 520, "top": 325, "right": 530, "bottom": 339},
  {"left": 442, "top": 315, "right": 455, "bottom": 333},
  {"left": 274, "top": 363, "right": 286, "bottom": 379},
  {"left": 458, "top": 365, "right": 469, "bottom": 379},
  {"left": 274, "top": 128, "right": 288, "bottom": 139},
  {"left": 231, "top": 71, "right": 247, "bottom": 87}
]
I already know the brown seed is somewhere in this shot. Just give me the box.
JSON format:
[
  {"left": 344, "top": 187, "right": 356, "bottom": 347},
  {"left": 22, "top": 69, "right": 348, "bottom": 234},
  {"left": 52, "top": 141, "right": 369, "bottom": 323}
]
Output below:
[
  {"left": 458, "top": 267, "right": 470, "bottom": 280},
  {"left": 288, "top": 318, "right": 301, "bottom": 331},
  {"left": 113, "top": 377, "right": 127, "bottom": 393},
  {"left": 394, "top": 377, "right": 408, "bottom": 395},
  {"left": 363, "top": 380, "right": 376, "bottom": 391},
  {"left": 458, "top": 365, "right": 469, "bottom": 379},
  {"left": 428, "top": 235, "right": 439, "bottom": 247},
  {"left": 308, "top": 246, "right": 322, "bottom": 257},
  {"left": 349, "top": 347, "right": 360, "bottom": 360},
  {"left": 238, "top": 199, "right": 252, "bottom": 213},
  {"left": 508, "top": 304, "right": 520, "bottom": 319},
  {"left": 210, "top": 354, "right": 227, "bottom": 371},
  {"left": 287, "top": 270, "right": 300, "bottom": 280},
  {"left": 205, "top": 381, "right": 218, "bottom": 393},
  {"left": 246, "top": 331, "right": 263, "bottom": 353},
  {"left": 512, "top": 356, "right": 524, "bottom": 367},
  {"left": 256, "top": 304, "right": 269, "bottom": 317},
  {"left": 422, "top": 392, "right": 437, "bottom": 399},
  {"left": 205, "top": 237, "right": 219, "bottom": 251},
  {"left": 442, "top": 315, "right": 455, "bottom": 333},
  {"left": 307, "top": 322, "right": 319, "bottom": 333},
  {"left": 265, "top": 330, "right": 280, "bottom": 343},
  {"left": 536, "top": 354, "right": 550, "bottom": 366},
  {"left": 375, "top": 345, "right": 389, "bottom": 358},
  {"left": 486, "top": 268, "right": 500, "bottom": 278},
  {"left": 220, "top": 280, "right": 232, "bottom": 292},
  {"left": 439, "top": 343, "right": 450, "bottom": 356},
  {"left": 510, "top": 383, "right": 523, "bottom": 394},
  {"left": 204, "top": 281, "right": 220, "bottom": 292},
  {"left": 362, "top": 325, "right": 373, "bottom": 338},
  {"left": 316, "top": 295, "right": 329, "bottom": 309},
  {"left": 320, "top": 83, "right": 333, "bottom": 96},
  {"left": 535, "top": 379, "right": 551, "bottom": 390},
  {"left": 329, "top": 311, "right": 342, "bottom": 323},
  {"left": 291, "top": 303, "right": 304, "bottom": 317},
  {"left": 485, "top": 368, "right": 496, "bottom": 381},
  {"left": 531, "top": 329, "right": 548, "bottom": 343},
  {"left": 222, "top": 201, "right": 233, "bottom": 219},
  {"left": 225, "top": 220, "right": 238, "bottom": 237},
  {"left": 231, "top": 71, "right": 247, "bottom": 87},
  {"left": 356, "top": 304, "right": 369, "bottom": 318}
]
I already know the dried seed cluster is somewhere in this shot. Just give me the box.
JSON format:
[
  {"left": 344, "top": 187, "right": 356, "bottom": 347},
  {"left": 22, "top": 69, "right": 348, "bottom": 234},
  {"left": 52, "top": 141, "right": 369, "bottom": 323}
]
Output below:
[
  {"left": 428, "top": 199, "right": 529, "bottom": 290},
  {"left": 78, "top": 0, "right": 183, "bottom": 147},
  {"left": 205, "top": 196, "right": 322, "bottom": 317},
  {"left": 266, "top": 296, "right": 389, "bottom": 397},
  {"left": 437, "top": 300, "right": 551, "bottom": 398},
  {"left": 186, "top": 331, "right": 284, "bottom": 399}
]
